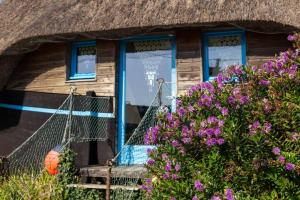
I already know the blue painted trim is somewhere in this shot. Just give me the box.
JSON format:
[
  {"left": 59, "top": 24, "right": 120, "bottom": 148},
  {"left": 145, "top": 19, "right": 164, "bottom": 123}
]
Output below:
[
  {"left": 118, "top": 145, "right": 156, "bottom": 165},
  {"left": 0, "top": 103, "right": 115, "bottom": 118},
  {"left": 117, "top": 35, "right": 176, "bottom": 164},
  {"left": 69, "top": 73, "right": 96, "bottom": 80},
  {"left": 69, "top": 41, "right": 97, "bottom": 80},
  {"left": 202, "top": 30, "right": 246, "bottom": 81},
  {"left": 117, "top": 40, "right": 126, "bottom": 160}
]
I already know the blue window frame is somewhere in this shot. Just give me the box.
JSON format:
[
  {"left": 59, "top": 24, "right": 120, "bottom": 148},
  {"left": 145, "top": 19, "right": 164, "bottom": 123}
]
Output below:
[
  {"left": 69, "top": 41, "right": 96, "bottom": 80},
  {"left": 203, "top": 30, "right": 246, "bottom": 81}
]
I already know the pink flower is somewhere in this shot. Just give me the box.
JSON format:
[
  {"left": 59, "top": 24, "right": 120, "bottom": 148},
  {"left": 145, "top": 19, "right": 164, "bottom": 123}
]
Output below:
[
  {"left": 232, "top": 87, "right": 241, "bottom": 96},
  {"left": 214, "top": 128, "right": 221, "bottom": 136},
  {"left": 182, "top": 137, "right": 192, "bottom": 144},
  {"left": 272, "top": 147, "right": 281, "bottom": 155},
  {"left": 206, "top": 138, "right": 217, "bottom": 147},
  {"left": 228, "top": 96, "right": 235, "bottom": 104},
  {"left": 165, "top": 161, "right": 172, "bottom": 172},
  {"left": 171, "top": 140, "right": 179, "bottom": 147},
  {"left": 239, "top": 96, "right": 249, "bottom": 105},
  {"left": 172, "top": 174, "right": 179, "bottom": 180},
  {"left": 285, "top": 163, "right": 295, "bottom": 171},
  {"left": 291, "top": 133, "right": 299, "bottom": 141},
  {"left": 192, "top": 196, "right": 199, "bottom": 200},
  {"left": 211, "top": 195, "right": 221, "bottom": 200},
  {"left": 162, "top": 153, "right": 168, "bottom": 160},
  {"left": 163, "top": 173, "right": 170, "bottom": 179},
  {"left": 225, "top": 189, "right": 234, "bottom": 200},
  {"left": 194, "top": 180, "right": 204, "bottom": 191},
  {"left": 217, "top": 138, "right": 225, "bottom": 145},
  {"left": 252, "top": 65, "right": 258, "bottom": 72},
  {"left": 259, "top": 79, "right": 270, "bottom": 86},
  {"left": 175, "top": 163, "right": 181, "bottom": 172},
  {"left": 278, "top": 156, "right": 285, "bottom": 164},
  {"left": 177, "top": 107, "right": 186, "bottom": 118},
  {"left": 287, "top": 34, "right": 295, "bottom": 41},
  {"left": 221, "top": 107, "right": 229, "bottom": 116},
  {"left": 147, "top": 159, "right": 155, "bottom": 166},
  {"left": 263, "top": 122, "right": 272, "bottom": 133},
  {"left": 218, "top": 120, "right": 225, "bottom": 127}
]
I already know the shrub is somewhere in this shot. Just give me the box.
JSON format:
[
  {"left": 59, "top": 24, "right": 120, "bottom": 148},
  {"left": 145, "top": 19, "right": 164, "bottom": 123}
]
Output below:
[
  {"left": 0, "top": 148, "right": 100, "bottom": 200},
  {"left": 58, "top": 147, "right": 100, "bottom": 200},
  {"left": 0, "top": 170, "right": 63, "bottom": 200},
  {"left": 142, "top": 34, "right": 300, "bottom": 199}
]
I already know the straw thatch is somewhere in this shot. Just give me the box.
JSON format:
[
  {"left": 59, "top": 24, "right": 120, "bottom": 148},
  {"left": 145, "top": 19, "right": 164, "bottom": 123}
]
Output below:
[
  {"left": 0, "top": 0, "right": 299, "bottom": 89},
  {"left": 0, "top": 0, "right": 299, "bottom": 56}
]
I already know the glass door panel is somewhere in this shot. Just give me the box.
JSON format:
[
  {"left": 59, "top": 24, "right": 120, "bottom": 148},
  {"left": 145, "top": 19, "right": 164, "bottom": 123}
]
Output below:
[
  {"left": 119, "top": 38, "right": 175, "bottom": 164},
  {"left": 125, "top": 40, "right": 172, "bottom": 141}
]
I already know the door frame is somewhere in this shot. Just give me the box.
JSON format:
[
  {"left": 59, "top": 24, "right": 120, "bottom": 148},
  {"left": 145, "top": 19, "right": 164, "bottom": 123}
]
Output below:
[{"left": 117, "top": 35, "right": 176, "bottom": 165}]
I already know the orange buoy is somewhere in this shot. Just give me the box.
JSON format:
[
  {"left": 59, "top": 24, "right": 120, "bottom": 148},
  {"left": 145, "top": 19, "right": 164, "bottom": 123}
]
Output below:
[{"left": 44, "top": 146, "right": 62, "bottom": 175}]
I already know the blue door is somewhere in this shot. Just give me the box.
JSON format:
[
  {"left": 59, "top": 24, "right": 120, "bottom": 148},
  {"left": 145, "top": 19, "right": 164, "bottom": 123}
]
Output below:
[{"left": 118, "top": 35, "right": 176, "bottom": 165}]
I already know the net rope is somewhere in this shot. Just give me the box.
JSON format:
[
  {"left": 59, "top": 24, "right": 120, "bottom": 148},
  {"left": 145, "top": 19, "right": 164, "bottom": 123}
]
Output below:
[
  {"left": 6, "top": 82, "right": 173, "bottom": 199},
  {"left": 7, "top": 91, "right": 113, "bottom": 174}
]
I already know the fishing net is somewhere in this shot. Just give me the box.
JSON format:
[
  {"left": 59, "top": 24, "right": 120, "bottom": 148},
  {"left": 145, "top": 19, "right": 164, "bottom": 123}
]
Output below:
[
  {"left": 7, "top": 93, "right": 113, "bottom": 174},
  {"left": 109, "top": 82, "right": 174, "bottom": 199},
  {"left": 6, "top": 81, "right": 174, "bottom": 200}
]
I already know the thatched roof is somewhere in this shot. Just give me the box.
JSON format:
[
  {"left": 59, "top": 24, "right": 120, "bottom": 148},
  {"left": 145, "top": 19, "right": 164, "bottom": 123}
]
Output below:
[{"left": 0, "top": 0, "right": 299, "bottom": 56}]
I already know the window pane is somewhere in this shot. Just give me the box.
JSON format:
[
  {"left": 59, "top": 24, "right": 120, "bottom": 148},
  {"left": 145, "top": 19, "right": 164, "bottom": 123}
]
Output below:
[
  {"left": 77, "top": 46, "right": 96, "bottom": 74},
  {"left": 125, "top": 40, "right": 172, "bottom": 142},
  {"left": 208, "top": 35, "right": 242, "bottom": 77}
]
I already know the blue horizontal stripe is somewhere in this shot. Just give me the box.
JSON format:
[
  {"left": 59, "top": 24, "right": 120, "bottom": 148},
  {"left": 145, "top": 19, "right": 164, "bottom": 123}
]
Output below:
[{"left": 0, "top": 103, "right": 115, "bottom": 118}]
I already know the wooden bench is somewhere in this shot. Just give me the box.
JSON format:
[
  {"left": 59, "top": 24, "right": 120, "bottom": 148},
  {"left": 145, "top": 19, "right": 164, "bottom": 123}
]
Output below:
[{"left": 76, "top": 164, "right": 146, "bottom": 200}]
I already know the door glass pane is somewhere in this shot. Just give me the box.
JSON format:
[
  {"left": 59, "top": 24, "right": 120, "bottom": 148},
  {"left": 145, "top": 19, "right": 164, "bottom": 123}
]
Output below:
[
  {"left": 125, "top": 40, "right": 172, "bottom": 142},
  {"left": 77, "top": 46, "right": 96, "bottom": 74},
  {"left": 208, "top": 35, "right": 242, "bottom": 77}
]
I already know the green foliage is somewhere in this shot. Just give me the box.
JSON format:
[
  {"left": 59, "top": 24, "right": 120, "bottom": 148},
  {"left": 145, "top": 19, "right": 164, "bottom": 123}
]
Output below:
[
  {"left": 111, "top": 189, "right": 143, "bottom": 200},
  {"left": 0, "top": 148, "right": 100, "bottom": 200},
  {"left": 142, "top": 34, "right": 300, "bottom": 199},
  {"left": 58, "top": 147, "right": 100, "bottom": 200},
  {"left": 0, "top": 170, "right": 63, "bottom": 200}
]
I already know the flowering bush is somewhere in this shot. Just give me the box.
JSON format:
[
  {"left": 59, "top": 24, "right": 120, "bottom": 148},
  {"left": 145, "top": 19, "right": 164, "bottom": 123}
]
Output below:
[{"left": 142, "top": 33, "right": 300, "bottom": 200}]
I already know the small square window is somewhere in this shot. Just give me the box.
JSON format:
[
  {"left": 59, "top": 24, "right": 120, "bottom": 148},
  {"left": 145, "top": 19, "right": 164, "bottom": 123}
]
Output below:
[
  {"left": 203, "top": 31, "right": 246, "bottom": 81},
  {"left": 69, "top": 41, "right": 96, "bottom": 80}
]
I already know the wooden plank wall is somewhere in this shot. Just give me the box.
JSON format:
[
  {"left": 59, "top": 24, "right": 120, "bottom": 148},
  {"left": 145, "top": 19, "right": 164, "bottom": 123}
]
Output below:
[
  {"left": 176, "top": 30, "right": 202, "bottom": 96},
  {"left": 246, "top": 32, "right": 291, "bottom": 66},
  {"left": 175, "top": 31, "right": 291, "bottom": 94},
  {"left": 6, "top": 40, "right": 116, "bottom": 97},
  {"left": 5, "top": 32, "right": 291, "bottom": 97}
]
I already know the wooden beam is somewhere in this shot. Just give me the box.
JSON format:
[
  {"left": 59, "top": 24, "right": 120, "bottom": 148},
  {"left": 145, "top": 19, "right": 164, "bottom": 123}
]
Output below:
[
  {"left": 80, "top": 165, "right": 146, "bottom": 179},
  {"left": 67, "top": 184, "right": 140, "bottom": 191}
]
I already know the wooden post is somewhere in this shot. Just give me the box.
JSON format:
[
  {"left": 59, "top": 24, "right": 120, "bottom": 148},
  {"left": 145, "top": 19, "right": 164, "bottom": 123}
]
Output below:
[
  {"left": 105, "top": 159, "right": 113, "bottom": 200},
  {"left": 0, "top": 157, "right": 9, "bottom": 182}
]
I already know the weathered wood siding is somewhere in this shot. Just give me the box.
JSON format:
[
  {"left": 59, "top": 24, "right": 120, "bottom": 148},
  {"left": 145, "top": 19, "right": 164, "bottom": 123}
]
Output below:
[
  {"left": 176, "top": 30, "right": 202, "bottom": 96},
  {"left": 175, "top": 31, "right": 291, "bottom": 94},
  {"left": 5, "top": 32, "right": 291, "bottom": 97},
  {"left": 246, "top": 32, "right": 291, "bottom": 66},
  {"left": 6, "top": 41, "right": 116, "bottom": 97}
]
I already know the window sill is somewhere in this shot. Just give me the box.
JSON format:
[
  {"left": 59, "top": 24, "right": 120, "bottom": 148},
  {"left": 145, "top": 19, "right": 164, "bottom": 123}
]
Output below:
[{"left": 65, "top": 78, "right": 97, "bottom": 83}]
